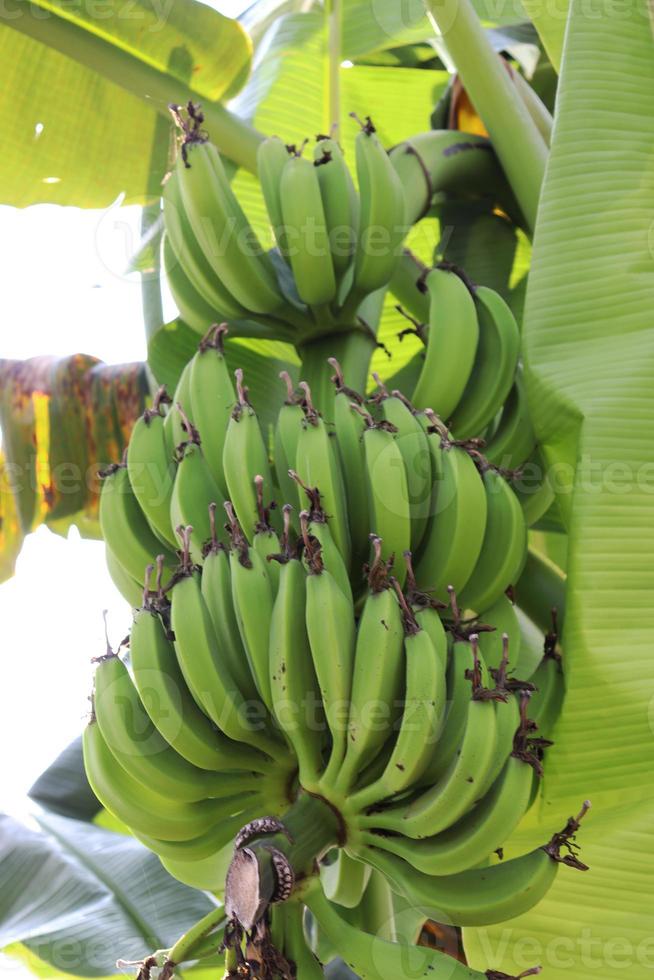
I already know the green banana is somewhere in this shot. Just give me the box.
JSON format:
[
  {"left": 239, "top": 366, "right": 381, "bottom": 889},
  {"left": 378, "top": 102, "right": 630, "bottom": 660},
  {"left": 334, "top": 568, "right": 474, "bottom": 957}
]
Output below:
[
  {"left": 222, "top": 369, "right": 274, "bottom": 542},
  {"left": 414, "top": 426, "right": 487, "bottom": 601},
  {"left": 458, "top": 465, "right": 527, "bottom": 614},
  {"left": 477, "top": 593, "right": 522, "bottom": 672},
  {"left": 388, "top": 249, "right": 429, "bottom": 324},
  {"left": 225, "top": 503, "right": 277, "bottom": 715},
  {"left": 170, "top": 527, "right": 282, "bottom": 760},
  {"left": 257, "top": 135, "right": 292, "bottom": 257},
  {"left": 327, "top": 358, "right": 370, "bottom": 569},
  {"left": 411, "top": 267, "right": 479, "bottom": 420},
  {"left": 274, "top": 371, "right": 305, "bottom": 517},
  {"left": 175, "top": 136, "right": 286, "bottom": 316},
  {"left": 373, "top": 379, "right": 431, "bottom": 551},
  {"left": 349, "top": 583, "right": 447, "bottom": 811},
  {"left": 294, "top": 382, "right": 351, "bottom": 565},
  {"left": 321, "top": 850, "right": 372, "bottom": 909},
  {"left": 200, "top": 504, "right": 260, "bottom": 703},
  {"left": 418, "top": 636, "right": 473, "bottom": 787},
  {"left": 360, "top": 641, "right": 498, "bottom": 838},
  {"left": 363, "top": 755, "right": 534, "bottom": 876},
  {"left": 514, "top": 605, "right": 545, "bottom": 680},
  {"left": 252, "top": 474, "right": 282, "bottom": 594},
  {"left": 99, "top": 462, "right": 176, "bottom": 587},
  {"left": 162, "top": 234, "right": 220, "bottom": 337},
  {"left": 361, "top": 410, "right": 411, "bottom": 586},
  {"left": 279, "top": 148, "right": 336, "bottom": 308},
  {"left": 360, "top": 816, "right": 586, "bottom": 926},
  {"left": 314, "top": 135, "right": 359, "bottom": 279},
  {"left": 295, "top": 502, "right": 353, "bottom": 605},
  {"left": 162, "top": 171, "right": 246, "bottom": 320},
  {"left": 483, "top": 369, "right": 536, "bottom": 470},
  {"left": 188, "top": 324, "right": 235, "bottom": 498},
  {"left": 304, "top": 883, "right": 501, "bottom": 980},
  {"left": 529, "top": 649, "right": 564, "bottom": 740},
  {"left": 336, "top": 538, "right": 405, "bottom": 792},
  {"left": 449, "top": 286, "right": 521, "bottom": 439},
  {"left": 105, "top": 545, "right": 142, "bottom": 608},
  {"left": 126, "top": 387, "right": 177, "bottom": 549},
  {"left": 349, "top": 116, "right": 405, "bottom": 302},
  {"left": 130, "top": 596, "right": 267, "bottom": 772},
  {"left": 169, "top": 406, "right": 225, "bottom": 563},
  {"left": 303, "top": 530, "right": 355, "bottom": 788},
  {"left": 514, "top": 448, "right": 555, "bottom": 527},
  {"left": 83, "top": 718, "right": 253, "bottom": 842},
  {"left": 165, "top": 358, "right": 193, "bottom": 451},
  {"left": 160, "top": 840, "right": 234, "bottom": 892},
  {"left": 93, "top": 652, "right": 259, "bottom": 801},
  {"left": 134, "top": 808, "right": 264, "bottom": 865},
  {"left": 269, "top": 509, "right": 324, "bottom": 785}
]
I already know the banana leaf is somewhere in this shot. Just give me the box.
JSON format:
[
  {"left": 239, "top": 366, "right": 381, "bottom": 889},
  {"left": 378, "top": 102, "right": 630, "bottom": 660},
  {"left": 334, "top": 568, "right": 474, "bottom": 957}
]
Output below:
[
  {"left": 0, "top": 0, "right": 252, "bottom": 207},
  {"left": 462, "top": 2, "right": 654, "bottom": 975},
  {"left": 0, "top": 357, "right": 147, "bottom": 582},
  {"left": 0, "top": 813, "right": 214, "bottom": 976}
]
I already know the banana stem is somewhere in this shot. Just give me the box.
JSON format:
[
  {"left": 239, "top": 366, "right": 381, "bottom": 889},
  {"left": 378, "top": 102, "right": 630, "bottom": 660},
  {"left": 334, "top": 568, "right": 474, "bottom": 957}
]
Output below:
[
  {"left": 167, "top": 905, "right": 226, "bottom": 967},
  {"left": 325, "top": 0, "right": 342, "bottom": 135},
  {"left": 298, "top": 329, "right": 377, "bottom": 417},
  {"left": 424, "top": 0, "right": 547, "bottom": 230},
  {"left": 3, "top": 0, "right": 263, "bottom": 176}
]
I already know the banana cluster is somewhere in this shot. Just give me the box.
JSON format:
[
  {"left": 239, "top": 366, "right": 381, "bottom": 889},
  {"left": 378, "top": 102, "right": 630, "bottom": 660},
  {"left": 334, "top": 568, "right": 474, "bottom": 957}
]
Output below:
[
  {"left": 163, "top": 104, "right": 405, "bottom": 347},
  {"left": 87, "top": 302, "right": 583, "bottom": 975}
]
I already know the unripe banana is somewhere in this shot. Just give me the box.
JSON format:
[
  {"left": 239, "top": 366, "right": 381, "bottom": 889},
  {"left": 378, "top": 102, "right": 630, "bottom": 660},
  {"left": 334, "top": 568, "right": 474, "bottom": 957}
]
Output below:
[
  {"left": 225, "top": 503, "right": 277, "bottom": 716},
  {"left": 304, "top": 527, "right": 355, "bottom": 788},
  {"left": 222, "top": 369, "right": 274, "bottom": 542},
  {"left": 200, "top": 505, "right": 260, "bottom": 704},
  {"left": 257, "top": 135, "right": 292, "bottom": 257},
  {"left": 294, "top": 382, "right": 351, "bottom": 566},
  {"left": 413, "top": 421, "right": 487, "bottom": 601},
  {"left": 373, "top": 378, "right": 431, "bottom": 551},
  {"left": 93, "top": 651, "right": 259, "bottom": 801},
  {"left": 126, "top": 387, "right": 177, "bottom": 550},
  {"left": 99, "top": 462, "right": 176, "bottom": 587},
  {"left": 336, "top": 538, "right": 404, "bottom": 793},
  {"left": 360, "top": 409, "right": 411, "bottom": 587},
  {"left": 411, "top": 267, "right": 480, "bottom": 420},
  {"left": 349, "top": 115, "right": 405, "bottom": 302},
  {"left": 313, "top": 135, "right": 359, "bottom": 278},
  {"left": 449, "top": 285, "right": 521, "bottom": 440},
  {"left": 269, "top": 508, "right": 325, "bottom": 785},
  {"left": 279, "top": 148, "right": 337, "bottom": 308},
  {"left": 169, "top": 405, "right": 225, "bottom": 563},
  {"left": 458, "top": 464, "right": 528, "bottom": 614},
  {"left": 327, "top": 358, "right": 370, "bottom": 569},
  {"left": 175, "top": 135, "right": 285, "bottom": 316},
  {"left": 188, "top": 323, "right": 235, "bottom": 498},
  {"left": 130, "top": 589, "right": 267, "bottom": 773}
]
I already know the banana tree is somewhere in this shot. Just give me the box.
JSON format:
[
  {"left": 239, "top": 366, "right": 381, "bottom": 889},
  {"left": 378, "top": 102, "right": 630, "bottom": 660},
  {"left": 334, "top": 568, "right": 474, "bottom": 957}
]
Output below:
[{"left": 1, "top": 0, "right": 653, "bottom": 978}]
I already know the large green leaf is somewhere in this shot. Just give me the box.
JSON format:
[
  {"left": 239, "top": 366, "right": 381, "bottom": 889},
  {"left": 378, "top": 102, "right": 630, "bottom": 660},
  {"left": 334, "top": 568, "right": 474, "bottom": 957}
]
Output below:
[
  {"left": 463, "top": 2, "right": 654, "bottom": 976},
  {"left": 28, "top": 737, "right": 100, "bottom": 823},
  {"left": 0, "top": 813, "right": 214, "bottom": 976},
  {"left": 0, "top": 0, "right": 252, "bottom": 206}
]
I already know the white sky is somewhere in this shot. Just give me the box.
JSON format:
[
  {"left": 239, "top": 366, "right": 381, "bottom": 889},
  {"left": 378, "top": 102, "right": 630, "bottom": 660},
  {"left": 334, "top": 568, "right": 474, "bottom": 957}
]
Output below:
[{"left": 0, "top": 202, "right": 157, "bottom": 813}]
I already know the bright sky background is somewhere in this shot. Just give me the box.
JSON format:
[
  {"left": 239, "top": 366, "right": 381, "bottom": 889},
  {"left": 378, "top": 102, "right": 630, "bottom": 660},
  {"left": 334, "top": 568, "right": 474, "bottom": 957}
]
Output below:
[{"left": 0, "top": 2, "right": 246, "bottom": 974}]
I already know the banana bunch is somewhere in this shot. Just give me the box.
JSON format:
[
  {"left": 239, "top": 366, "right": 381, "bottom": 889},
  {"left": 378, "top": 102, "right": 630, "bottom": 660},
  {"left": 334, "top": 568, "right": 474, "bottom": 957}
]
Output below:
[
  {"left": 94, "top": 267, "right": 573, "bottom": 975},
  {"left": 163, "top": 104, "right": 405, "bottom": 351}
]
